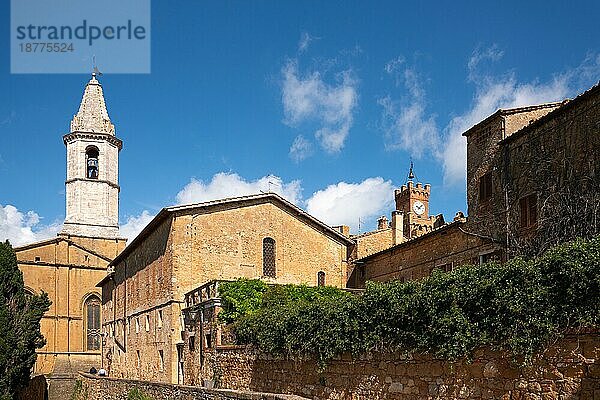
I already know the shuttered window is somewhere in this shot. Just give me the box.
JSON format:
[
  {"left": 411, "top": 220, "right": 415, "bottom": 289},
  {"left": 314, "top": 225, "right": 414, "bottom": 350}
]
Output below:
[{"left": 519, "top": 194, "right": 538, "bottom": 228}]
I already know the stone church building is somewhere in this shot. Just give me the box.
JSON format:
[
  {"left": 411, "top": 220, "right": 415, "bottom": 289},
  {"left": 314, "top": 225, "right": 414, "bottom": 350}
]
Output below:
[{"left": 14, "top": 74, "right": 127, "bottom": 377}]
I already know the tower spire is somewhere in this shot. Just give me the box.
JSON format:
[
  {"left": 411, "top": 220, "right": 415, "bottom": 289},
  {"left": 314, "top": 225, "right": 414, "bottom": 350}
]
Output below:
[{"left": 70, "top": 73, "right": 114, "bottom": 135}]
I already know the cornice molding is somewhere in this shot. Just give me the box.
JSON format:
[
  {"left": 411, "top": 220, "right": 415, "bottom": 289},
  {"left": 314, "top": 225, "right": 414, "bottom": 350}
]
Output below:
[
  {"left": 63, "top": 131, "right": 123, "bottom": 150},
  {"left": 65, "top": 177, "right": 120, "bottom": 190}
]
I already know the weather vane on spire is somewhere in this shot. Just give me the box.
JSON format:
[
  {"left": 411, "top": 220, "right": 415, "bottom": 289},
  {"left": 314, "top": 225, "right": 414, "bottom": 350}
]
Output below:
[
  {"left": 92, "top": 55, "right": 103, "bottom": 78},
  {"left": 407, "top": 159, "right": 416, "bottom": 182}
]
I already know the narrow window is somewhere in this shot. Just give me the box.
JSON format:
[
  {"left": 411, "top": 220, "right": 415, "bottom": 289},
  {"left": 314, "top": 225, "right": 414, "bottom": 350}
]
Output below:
[
  {"left": 136, "top": 317, "right": 140, "bottom": 333},
  {"left": 189, "top": 336, "right": 195, "bottom": 352},
  {"left": 157, "top": 310, "right": 163, "bottom": 328},
  {"left": 519, "top": 194, "right": 538, "bottom": 228},
  {"left": 136, "top": 350, "right": 141, "bottom": 368},
  {"left": 84, "top": 295, "right": 101, "bottom": 350},
  {"left": 262, "top": 237, "right": 276, "bottom": 278},
  {"left": 317, "top": 271, "right": 326, "bottom": 287},
  {"left": 205, "top": 333, "right": 212, "bottom": 349},
  {"left": 145, "top": 315, "right": 150, "bottom": 331},
  {"left": 432, "top": 263, "right": 453, "bottom": 275},
  {"left": 85, "top": 146, "right": 99, "bottom": 179},
  {"left": 479, "top": 172, "right": 493, "bottom": 202},
  {"left": 158, "top": 350, "right": 164, "bottom": 372}
]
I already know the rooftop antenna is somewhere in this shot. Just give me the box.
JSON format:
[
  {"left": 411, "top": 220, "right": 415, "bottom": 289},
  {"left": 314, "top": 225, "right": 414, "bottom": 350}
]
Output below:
[
  {"left": 358, "top": 217, "right": 362, "bottom": 233},
  {"left": 261, "top": 177, "right": 280, "bottom": 194}
]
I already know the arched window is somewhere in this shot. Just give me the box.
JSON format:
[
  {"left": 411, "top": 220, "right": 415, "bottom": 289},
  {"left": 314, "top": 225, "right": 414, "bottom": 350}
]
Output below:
[
  {"left": 317, "top": 271, "right": 325, "bottom": 287},
  {"left": 262, "top": 237, "right": 276, "bottom": 278},
  {"left": 84, "top": 295, "right": 101, "bottom": 351},
  {"left": 86, "top": 146, "right": 99, "bottom": 179}
]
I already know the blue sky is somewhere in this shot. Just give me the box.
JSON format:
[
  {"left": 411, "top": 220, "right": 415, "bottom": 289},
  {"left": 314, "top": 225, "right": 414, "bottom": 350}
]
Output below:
[{"left": 1, "top": 1, "right": 599, "bottom": 245}]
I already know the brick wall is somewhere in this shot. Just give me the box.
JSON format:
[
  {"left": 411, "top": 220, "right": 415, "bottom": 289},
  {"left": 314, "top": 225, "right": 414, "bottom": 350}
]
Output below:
[
  {"left": 499, "top": 87, "right": 600, "bottom": 255},
  {"left": 356, "top": 222, "right": 496, "bottom": 287},
  {"left": 353, "top": 228, "right": 394, "bottom": 259},
  {"left": 72, "top": 372, "right": 308, "bottom": 400},
  {"left": 199, "top": 333, "right": 599, "bottom": 399}
]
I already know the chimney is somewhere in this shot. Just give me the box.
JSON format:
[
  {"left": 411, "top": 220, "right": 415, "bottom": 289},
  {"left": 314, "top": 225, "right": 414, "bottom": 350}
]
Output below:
[
  {"left": 332, "top": 225, "right": 350, "bottom": 237},
  {"left": 391, "top": 211, "right": 404, "bottom": 245},
  {"left": 377, "top": 215, "right": 389, "bottom": 230}
]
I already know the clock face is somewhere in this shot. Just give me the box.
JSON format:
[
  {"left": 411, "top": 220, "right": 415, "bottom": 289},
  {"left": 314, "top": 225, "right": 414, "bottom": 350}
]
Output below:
[{"left": 413, "top": 200, "right": 425, "bottom": 216}]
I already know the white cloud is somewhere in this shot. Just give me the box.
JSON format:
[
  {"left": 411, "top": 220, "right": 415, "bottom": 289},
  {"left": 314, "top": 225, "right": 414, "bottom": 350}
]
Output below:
[
  {"left": 176, "top": 172, "right": 302, "bottom": 205},
  {"left": 384, "top": 56, "right": 405, "bottom": 75},
  {"left": 119, "top": 210, "right": 155, "bottom": 243},
  {"left": 467, "top": 45, "right": 504, "bottom": 80},
  {"left": 0, "top": 205, "right": 62, "bottom": 247},
  {"left": 289, "top": 135, "right": 313, "bottom": 162},
  {"left": 282, "top": 60, "right": 358, "bottom": 154},
  {"left": 380, "top": 67, "right": 439, "bottom": 158},
  {"left": 441, "top": 50, "right": 600, "bottom": 186},
  {"left": 305, "top": 177, "right": 395, "bottom": 232},
  {"left": 298, "top": 32, "right": 319, "bottom": 53}
]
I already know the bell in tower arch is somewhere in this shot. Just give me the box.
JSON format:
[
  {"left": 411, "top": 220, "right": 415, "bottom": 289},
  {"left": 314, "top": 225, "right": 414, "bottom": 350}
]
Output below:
[{"left": 86, "top": 146, "right": 99, "bottom": 179}]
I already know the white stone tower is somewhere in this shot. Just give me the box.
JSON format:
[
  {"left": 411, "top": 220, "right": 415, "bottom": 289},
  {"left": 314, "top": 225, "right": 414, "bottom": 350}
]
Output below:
[{"left": 60, "top": 73, "right": 122, "bottom": 238}]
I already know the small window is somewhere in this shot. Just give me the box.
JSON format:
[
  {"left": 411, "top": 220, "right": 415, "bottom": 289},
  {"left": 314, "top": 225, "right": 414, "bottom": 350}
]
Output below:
[
  {"left": 480, "top": 251, "right": 502, "bottom": 264},
  {"left": 85, "top": 146, "right": 99, "bottom": 179},
  {"left": 136, "top": 350, "right": 141, "bottom": 368},
  {"left": 157, "top": 310, "right": 163, "bottom": 328},
  {"left": 145, "top": 315, "right": 150, "bottom": 332},
  {"left": 317, "top": 271, "right": 325, "bottom": 287},
  {"left": 34, "top": 256, "right": 41, "bottom": 262},
  {"left": 189, "top": 335, "right": 195, "bottom": 352},
  {"left": 205, "top": 333, "right": 212, "bottom": 349},
  {"left": 262, "top": 237, "right": 276, "bottom": 278},
  {"left": 136, "top": 317, "right": 140, "bottom": 334},
  {"left": 519, "top": 194, "right": 538, "bottom": 228},
  {"left": 479, "top": 172, "right": 493, "bottom": 202},
  {"left": 158, "top": 350, "right": 164, "bottom": 372}
]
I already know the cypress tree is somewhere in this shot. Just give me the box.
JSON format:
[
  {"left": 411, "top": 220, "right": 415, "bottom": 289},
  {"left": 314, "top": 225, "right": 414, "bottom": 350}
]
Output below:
[{"left": 0, "top": 241, "right": 50, "bottom": 399}]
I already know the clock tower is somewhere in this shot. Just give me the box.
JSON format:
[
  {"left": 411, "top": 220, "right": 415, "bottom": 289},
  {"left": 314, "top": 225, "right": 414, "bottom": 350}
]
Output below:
[{"left": 394, "top": 164, "right": 437, "bottom": 239}]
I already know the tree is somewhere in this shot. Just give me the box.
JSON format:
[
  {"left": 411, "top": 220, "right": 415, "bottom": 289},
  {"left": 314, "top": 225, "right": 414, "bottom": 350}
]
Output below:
[{"left": 0, "top": 241, "right": 50, "bottom": 400}]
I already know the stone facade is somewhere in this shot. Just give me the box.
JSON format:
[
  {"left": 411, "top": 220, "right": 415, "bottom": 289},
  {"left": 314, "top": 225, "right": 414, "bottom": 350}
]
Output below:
[
  {"left": 185, "top": 333, "right": 599, "bottom": 400},
  {"left": 62, "top": 73, "right": 123, "bottom": 239},
  {"left": 100, "top": 194, "right": 355, "bottom": 384},
  {"left": 463, "top": 86, "right": 600, "bottom": 256}
]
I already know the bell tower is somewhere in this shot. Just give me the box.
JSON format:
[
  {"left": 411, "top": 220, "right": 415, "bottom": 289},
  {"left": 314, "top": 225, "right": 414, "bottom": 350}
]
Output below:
[
  {"left": 394, "top": 162, "right": 436, "bottom": 239},
  {"left": 60, "top": 73, "right": 123, "bottom": 239}
]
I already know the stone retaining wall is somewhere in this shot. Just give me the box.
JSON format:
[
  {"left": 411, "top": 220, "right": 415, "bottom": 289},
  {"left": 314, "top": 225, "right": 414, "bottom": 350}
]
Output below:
[
  {"left": 201, "top": 333, "right": 600, "bottom": 399},
  {"left": 72, "top": 372, "right": 309, "bottom": 400}
]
